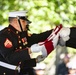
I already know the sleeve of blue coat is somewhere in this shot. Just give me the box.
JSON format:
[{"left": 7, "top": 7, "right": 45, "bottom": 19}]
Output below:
[{"left": 31, "top": 24, "right": 62, "bottom": 57}]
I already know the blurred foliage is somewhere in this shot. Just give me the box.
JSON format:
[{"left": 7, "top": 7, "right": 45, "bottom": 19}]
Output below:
[
  {"left": 0, "top": 0, "right": 76, "bottom": 60},
  {"left": 0, "top": 0, "right": 76, "bottom": 33}
]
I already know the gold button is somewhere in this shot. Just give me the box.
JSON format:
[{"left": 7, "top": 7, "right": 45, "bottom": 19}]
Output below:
[
  {"left": 25, "top": 42, "right": 28, "bottom": 44},
  {"left": 19, "top": 41, "right": 21, "bottom": 43},
  {"left": 23, "top": 42, "right": 27, "bottom": 45},
  {"left": 19, "top": 46, "right": 22, "bottom": 49},
  {"left": 18, "top": 36, "right": 20, "bottom": 38},
  {"left": 3, "top": 73, "right": 6, "bottom": 75},
  {"left": 16, "top": 31, "right": 18, "bottom": 34},
  {"left": 23, "top": 43, "right": 26, "bottom": 45},
  {"left": 8, "top": 29, "right": 10, "bottom": 31}
]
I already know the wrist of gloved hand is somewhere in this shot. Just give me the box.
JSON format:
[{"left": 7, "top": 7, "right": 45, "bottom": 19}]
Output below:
[
  {"left": 36, "top": 55, "right": 46, "bottom": 63},
  {"left": 59, "top": 27, "right": 70, "bottom": 41}
]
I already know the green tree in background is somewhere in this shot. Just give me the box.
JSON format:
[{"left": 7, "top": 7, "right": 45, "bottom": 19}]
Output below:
[{"left": 0, "top": 0, "right": 76, "bottom": 33}]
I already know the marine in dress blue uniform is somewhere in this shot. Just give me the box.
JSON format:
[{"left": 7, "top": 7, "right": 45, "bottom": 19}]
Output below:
[{"left": 0, "top": 11, "right": 53, "bottom": 75}]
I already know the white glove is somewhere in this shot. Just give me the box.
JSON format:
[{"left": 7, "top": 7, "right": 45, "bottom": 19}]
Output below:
[
  {"left": 59, "top": 27, "right": 70, "bottom": 46},
  {"left": 36, "top": 55, "right": 45, "bottom": 63},
  {"left": 59, "top": 27, "right": 70, "bottom": 41},
  {"left": 30, "top": 44, "right": 43, "bottom": 53}
]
